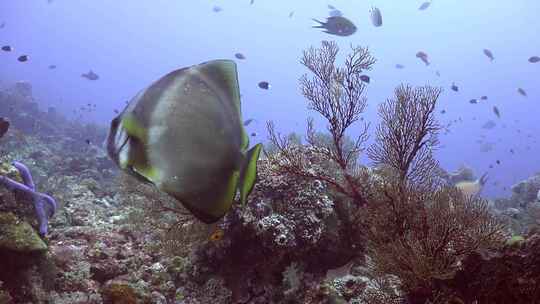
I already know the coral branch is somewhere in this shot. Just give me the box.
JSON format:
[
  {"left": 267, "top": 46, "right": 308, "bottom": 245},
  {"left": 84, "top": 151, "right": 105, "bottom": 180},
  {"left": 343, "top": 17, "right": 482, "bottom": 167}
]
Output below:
[
  {"left": 267, "top": 41, "right": 374, "bottom": 206},
  {"left": 368, "top": 84, "right": 443, "bottom": 188}
]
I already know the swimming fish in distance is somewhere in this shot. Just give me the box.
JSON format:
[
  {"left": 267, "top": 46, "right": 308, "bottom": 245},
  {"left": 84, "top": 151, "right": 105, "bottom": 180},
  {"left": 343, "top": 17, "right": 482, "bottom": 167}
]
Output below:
[{"left": 455, "top": 173, "right": 488, "bottom": 197}]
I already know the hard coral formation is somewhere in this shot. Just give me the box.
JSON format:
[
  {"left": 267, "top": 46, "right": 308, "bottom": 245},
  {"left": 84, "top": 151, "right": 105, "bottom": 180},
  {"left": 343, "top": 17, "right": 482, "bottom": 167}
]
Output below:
[
  {"left": 0, "top": 212, "right": 47, "bottom": 253},
  {"left": 185, "top": 150, "right": 363, "bottom": 302}
]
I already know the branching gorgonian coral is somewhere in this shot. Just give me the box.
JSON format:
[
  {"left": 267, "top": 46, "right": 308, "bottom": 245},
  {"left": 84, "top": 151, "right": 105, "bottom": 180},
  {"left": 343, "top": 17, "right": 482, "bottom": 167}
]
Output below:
[
  {"left": 267, "top": 41, "right": 375, "bottom": 206},
  {"left": 368, "top": 84, "right": 442, "bottom": 189},
  {"left": 362, "top": 84, "right": 505, "bottom": 304}
]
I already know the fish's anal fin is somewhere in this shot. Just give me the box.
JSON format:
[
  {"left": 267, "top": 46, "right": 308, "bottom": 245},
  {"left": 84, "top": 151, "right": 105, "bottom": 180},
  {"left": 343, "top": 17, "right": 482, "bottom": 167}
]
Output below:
[{"left": 238, "top": 143, "right": 262, "bottom": 206}]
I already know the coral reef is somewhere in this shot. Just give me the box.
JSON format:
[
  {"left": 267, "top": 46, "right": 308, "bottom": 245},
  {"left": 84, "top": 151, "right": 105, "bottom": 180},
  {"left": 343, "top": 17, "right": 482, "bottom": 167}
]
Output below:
[{"left": 0, "top": 44, "right": 537, "bottom": 304}]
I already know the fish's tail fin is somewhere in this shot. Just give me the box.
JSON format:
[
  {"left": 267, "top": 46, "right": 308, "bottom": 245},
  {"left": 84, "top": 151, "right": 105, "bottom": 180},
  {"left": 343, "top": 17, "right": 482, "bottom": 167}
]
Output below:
[
  {"left": 312, "top": 19, "right": 325, "bottom": 28},
  {"left": 238, "top": 143, "right": 263, "bottom": 206},
  {"left": 479, "top": 172, "right": 488, "bottom": 186}
]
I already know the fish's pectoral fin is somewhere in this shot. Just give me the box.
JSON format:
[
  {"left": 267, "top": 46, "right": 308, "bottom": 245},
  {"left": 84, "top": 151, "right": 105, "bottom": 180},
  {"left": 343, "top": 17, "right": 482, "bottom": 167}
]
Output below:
[{"left": 238, "top": 143, "right": 262, "bottom": 206}]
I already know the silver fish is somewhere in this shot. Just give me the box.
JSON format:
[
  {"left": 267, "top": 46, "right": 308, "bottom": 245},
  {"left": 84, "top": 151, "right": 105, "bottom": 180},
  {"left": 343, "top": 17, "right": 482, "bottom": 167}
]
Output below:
[{"left": 370, "top": 7, "right": 383, "bottom": 27}]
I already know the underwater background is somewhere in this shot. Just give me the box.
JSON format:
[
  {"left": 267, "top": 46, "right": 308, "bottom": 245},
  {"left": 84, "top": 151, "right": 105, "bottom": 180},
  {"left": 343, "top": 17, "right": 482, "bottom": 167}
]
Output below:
[{"left": 2, "top": 0, "right": 539, "bottom": 198}]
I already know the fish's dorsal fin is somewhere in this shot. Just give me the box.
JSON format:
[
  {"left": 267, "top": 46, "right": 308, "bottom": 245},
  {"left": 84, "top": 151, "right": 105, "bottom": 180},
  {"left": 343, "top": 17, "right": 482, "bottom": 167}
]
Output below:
[{"left": 193, "top": 60, "right": 242, "bottom": 117}]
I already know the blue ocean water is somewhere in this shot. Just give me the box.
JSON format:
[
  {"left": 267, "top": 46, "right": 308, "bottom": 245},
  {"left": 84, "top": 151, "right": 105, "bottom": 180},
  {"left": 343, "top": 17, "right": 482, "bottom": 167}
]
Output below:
[{"left": 1, "top": 0, "right": 539, "bottom": 198}]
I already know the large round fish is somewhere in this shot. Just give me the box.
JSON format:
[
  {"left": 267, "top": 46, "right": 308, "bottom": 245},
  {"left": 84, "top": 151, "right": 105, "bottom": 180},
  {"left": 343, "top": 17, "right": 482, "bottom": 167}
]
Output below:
[{"left": 106, "top": 60, "right": 262, "bottom": 223}]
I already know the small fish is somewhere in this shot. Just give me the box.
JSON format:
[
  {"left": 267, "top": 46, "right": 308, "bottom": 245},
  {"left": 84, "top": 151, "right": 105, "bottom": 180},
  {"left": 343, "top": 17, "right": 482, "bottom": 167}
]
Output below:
[
  {"left": 510, "top": 149, "right": 515, "bottom": 154},
  {"left": 0, "top": 117, "right": 9, "bottom": 139},
  {"left": 455, "top": 173, "right": 488, "bottom": 197},
  {"left": 0, "top": 22, "right": 5, "bottom": 29},
  {"left": 483, "top": 49, "right": 494, "bottom": 61},
  {"left": 1, "top": 45, "right": 12, "bottom": 52},
  {"left": 48, "top": 65, "right": 57, "bottom": 69},
  {"left": 529, "top": 56, "right": 540, "bottom": 63},
  {"left": 312, "top": 16, "right": 357, "bottom": 36},
  {"left": 440, "top": 109, "right": 446, "bottom": 114},
  {"left": 395, "top": 64, "right": 405, "bottom": 69},
  {"left": 17, "top": 55, "right": 29, "bottom": 62},
  {"left": 493, "top": 106, "right": 500, "bottom": 118},
  {"left": 418, "top": 1, "right": 431, "bottom": 10},
  {"left": 250, "top": 132, "right": 257, "bottom": 137},
  {"left": 469, "top": 99, "right": 478, "bottom": 104},
  {"left": 289, "top": 11, "right": 294, "bottom": 18},
  {"left": 209, "top": 229, "right": 224, "bottom": 241},
  {"left": 517, "top": 88, "right": 527, "bottom": 97},
  {"left": 435, "top": 70, "right": 441, "bottom": 77},
  {"left": 250, "top": 0, "right": 254, "bottom": 4},
  {"left": 113, "top": 109, "right": 119, "bottom": 114},
  {"left": 480, "top": 95, "right": 488, "bottom": 100},
  {"left": 81, "top": 70, "right": 99, "bottom": 80},
  {"left": 212, "top": 6, "right": 223, "bottom": 13},
  {"left": 359, "top": 75, "right": 370, "bottom": 83},
  {"left": 234, "top": 53, "right": 246, "bottom": 60},
  {"left": 416, "top": 51, "right": 430, "bottom": 65},
  {"left": 370, "top": 7, "right": 383, "bottom": 27},
  {"left": 85, "top": 139, "right": 91, "bottom": 145},
  {"left": 243, "top": 118, "right": 255, "bottom": 126},
  {"left": 496, "top": 160, "right": 501, "bottom": 165},
  {"left": 451, "top": 82, "right": 458, "bottom": 92},
  {"left": 258, "top": 81, "right": 270, "bottom": 90}
]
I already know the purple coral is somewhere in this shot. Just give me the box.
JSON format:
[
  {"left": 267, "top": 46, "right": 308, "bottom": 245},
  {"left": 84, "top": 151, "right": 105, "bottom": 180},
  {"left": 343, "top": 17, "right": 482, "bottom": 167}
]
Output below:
[{"left": 0, "top": 161, "right": 57, "bottom": 235}]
